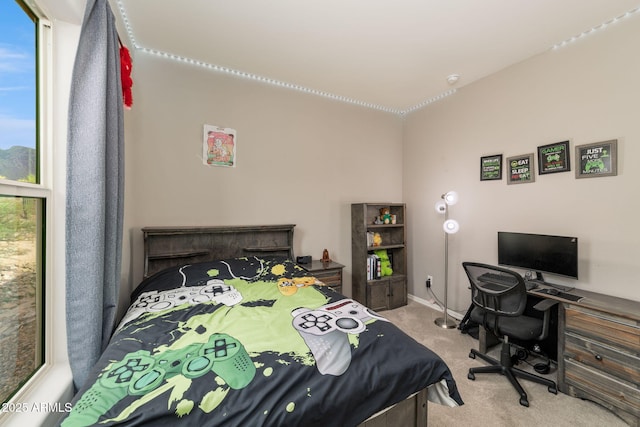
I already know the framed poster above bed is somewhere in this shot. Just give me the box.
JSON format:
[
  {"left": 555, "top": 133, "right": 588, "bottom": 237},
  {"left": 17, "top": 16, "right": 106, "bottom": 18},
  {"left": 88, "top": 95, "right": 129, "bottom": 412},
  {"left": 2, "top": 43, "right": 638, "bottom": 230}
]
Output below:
[{"left": 203, "top": 125, "right": 236, "bottom": 167}]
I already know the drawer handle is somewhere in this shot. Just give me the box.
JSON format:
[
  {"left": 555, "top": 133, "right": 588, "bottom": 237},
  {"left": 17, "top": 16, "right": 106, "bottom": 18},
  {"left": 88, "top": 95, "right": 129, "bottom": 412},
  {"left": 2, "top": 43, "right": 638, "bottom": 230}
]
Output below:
[{"left": 594, "top": 354, "right": 603, "bottom": 361}]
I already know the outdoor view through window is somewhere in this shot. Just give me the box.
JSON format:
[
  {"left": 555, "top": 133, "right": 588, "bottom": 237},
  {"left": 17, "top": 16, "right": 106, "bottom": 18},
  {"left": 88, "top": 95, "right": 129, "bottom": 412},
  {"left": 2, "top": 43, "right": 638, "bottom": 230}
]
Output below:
[{"left": 0, "top": 0, "right": 44, "bottom": 403}]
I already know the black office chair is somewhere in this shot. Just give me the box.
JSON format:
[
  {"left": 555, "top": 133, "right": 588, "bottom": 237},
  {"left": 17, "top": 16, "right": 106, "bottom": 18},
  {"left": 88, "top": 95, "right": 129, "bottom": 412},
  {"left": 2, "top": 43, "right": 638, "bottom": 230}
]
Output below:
[{"left": 462, "top": 262, "right": 558, "bottom": 407}]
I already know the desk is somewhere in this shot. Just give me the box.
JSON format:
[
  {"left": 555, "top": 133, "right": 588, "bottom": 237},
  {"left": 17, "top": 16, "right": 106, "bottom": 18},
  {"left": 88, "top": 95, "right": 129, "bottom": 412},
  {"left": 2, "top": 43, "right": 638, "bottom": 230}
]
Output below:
[{"left": 478, "top": 286, "right": 640, "bottom": 426}]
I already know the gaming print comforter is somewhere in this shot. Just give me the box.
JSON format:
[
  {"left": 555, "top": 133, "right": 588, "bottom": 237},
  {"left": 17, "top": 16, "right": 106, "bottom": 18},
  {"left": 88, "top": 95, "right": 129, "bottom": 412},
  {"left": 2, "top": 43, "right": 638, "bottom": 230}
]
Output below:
[{"left": 61, "top": 257, "right": 462, "bottom": 427}]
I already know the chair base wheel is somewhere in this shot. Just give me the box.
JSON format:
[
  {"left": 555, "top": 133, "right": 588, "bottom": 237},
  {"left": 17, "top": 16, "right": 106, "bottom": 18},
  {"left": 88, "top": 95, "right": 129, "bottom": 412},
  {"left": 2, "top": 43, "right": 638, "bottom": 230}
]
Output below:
[
  {"left": 519, "top": 397, "right": 529, "bottom": 407},
  {"left": 548, "top": 386, "right": 558, "bottom": 394},
  {"left": 468, "top": 372, "right": 475, "bottom": 380},
  {"left": 469, "top": 351, "right": 476, "bottom": 359}
]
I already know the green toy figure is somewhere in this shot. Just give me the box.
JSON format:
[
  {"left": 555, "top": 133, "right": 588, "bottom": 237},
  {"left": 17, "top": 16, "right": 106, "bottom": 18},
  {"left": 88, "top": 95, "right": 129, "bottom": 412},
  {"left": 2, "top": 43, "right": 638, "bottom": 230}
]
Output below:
[
  {"left": 374, "top": 250, "right": 393, "bottom": 276},
  {"left": 379, "top": 207, "right": 392, "bottom": 224}
]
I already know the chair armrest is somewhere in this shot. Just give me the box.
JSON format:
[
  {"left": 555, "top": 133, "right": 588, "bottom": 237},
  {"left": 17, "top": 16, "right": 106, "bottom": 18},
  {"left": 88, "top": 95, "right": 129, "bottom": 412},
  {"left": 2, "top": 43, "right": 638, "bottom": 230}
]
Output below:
[
  {"left": 532, "top": 298, "right": 559, "bottom": 340},
  {"left": 532, "top": 298, "right": 559, "bottom": 312}
]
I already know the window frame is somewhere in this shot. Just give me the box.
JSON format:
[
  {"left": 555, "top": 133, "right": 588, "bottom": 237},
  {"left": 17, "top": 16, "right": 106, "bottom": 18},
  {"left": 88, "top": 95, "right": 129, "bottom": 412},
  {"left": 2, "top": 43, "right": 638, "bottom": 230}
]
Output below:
[
  {"left": 0, "top": 1, "right": 74, "bottom": 424},
  {"left": 0, "top": 0, "right": 49, "bottom": 390}
]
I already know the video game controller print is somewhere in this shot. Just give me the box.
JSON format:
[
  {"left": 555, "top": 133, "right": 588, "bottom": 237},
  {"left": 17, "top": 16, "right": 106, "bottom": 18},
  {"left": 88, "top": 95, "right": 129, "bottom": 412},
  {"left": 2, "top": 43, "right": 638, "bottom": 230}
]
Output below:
[
  {"left": 291, "top": 299, "right": 387, "bottom": 376},
  {"left": 63, "top": 333, "right": 255, "bottom": 426},
  {"left": 119, "top": 279, "right": 242, "bottom": 327},
  {"left": 320, "top": 298, "right": 389, "bottom": 324},
  {"left": 277, "top": 276, "right": 320, "bottom": 296}
]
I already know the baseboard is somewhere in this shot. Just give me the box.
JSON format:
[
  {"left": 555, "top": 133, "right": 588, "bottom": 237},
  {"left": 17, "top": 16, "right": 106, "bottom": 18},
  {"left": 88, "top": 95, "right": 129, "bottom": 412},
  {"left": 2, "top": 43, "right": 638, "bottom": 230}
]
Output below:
[{"left": 407, "top": 294, "right": 465, "bottom": 321}]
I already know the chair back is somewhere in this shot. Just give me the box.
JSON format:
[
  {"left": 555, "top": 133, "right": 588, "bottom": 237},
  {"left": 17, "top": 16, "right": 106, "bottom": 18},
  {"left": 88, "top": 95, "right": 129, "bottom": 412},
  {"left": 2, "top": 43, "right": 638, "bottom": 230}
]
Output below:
[{"left": 462, "top": 262, "right": 527, "bottom": 318}]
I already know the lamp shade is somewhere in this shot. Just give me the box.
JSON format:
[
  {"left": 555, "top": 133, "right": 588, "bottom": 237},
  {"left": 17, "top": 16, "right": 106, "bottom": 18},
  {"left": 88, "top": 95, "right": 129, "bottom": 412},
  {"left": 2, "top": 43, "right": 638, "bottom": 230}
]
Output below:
[
  {"left": 443, "top": 191, "right": 459, "bottom": 206},
  {"left": 443, "top": 219, "right": 460, "bottom": 234},
  {"left": 434, "top": 201, "right": 447, "bottom": 214}
]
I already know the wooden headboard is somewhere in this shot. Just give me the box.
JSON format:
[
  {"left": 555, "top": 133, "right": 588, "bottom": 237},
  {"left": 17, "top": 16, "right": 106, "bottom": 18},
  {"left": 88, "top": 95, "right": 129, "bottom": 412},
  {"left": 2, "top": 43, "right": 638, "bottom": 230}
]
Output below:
[{"left": 142, "top": 224, "right": 295, "bottom": 278}]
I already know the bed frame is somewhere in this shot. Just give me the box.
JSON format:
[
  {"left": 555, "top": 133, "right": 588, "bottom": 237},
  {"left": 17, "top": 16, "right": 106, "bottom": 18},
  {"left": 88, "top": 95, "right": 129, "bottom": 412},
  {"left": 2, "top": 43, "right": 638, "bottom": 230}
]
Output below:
[
  {"left": 142, "top": 224, "right": 295, "bottom": 278},
  {"left": 140, "top": 224, "right": 430, "bottom": 426}
]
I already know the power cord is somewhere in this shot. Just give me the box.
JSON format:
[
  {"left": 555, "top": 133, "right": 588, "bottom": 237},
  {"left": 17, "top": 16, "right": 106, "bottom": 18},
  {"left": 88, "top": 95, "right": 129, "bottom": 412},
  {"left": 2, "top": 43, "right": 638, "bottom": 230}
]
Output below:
[
  {"left": 512, "top": 344, "right": 553, "bottom": 374},
  {"left": 426, "top": 286, "right": 467, "bottom": 315}
]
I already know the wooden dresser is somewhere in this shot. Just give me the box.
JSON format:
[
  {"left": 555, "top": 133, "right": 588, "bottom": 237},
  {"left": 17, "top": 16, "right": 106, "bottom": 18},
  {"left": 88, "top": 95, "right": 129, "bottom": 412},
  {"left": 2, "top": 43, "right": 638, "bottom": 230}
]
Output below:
[
  {"left": 556, "top": 290, "right": 640, "bottom": 426},
  {"left": 298, "top": 260, "right": 345, "bottom": 294}
]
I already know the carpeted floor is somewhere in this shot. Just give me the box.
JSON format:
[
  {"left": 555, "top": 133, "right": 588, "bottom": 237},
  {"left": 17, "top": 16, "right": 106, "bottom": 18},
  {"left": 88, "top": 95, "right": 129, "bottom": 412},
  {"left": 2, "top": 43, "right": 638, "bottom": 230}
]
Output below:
[{"left": 383, "top": 299, "right": 628, "bottom": 427}]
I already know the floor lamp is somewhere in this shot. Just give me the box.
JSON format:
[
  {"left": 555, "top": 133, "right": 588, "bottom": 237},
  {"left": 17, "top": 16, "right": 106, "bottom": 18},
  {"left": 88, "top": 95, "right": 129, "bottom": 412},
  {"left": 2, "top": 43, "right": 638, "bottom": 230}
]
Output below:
[{"left": 434, "top": 191, "right": 460, "bottom": 329}]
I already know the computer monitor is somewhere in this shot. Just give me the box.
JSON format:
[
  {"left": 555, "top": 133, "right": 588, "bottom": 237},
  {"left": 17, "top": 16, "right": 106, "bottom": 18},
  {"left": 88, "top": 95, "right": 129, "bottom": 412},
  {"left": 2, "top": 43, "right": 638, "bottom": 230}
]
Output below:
[{"left": 497, "top": 232, "right": 578, "bottom": 284}]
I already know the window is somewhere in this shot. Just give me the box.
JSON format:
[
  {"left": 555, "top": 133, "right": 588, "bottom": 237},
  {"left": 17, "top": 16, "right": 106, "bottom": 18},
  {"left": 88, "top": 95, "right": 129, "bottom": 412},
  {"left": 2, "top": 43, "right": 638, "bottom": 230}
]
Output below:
[
  {"left": 0, "top": 196, "right": 44, "bottom": 403},
  {"left": 0, "top": 0, "right": 48, "bottom": 404},
  {"left": 0, "top": 0, "right": 38, "bottom": 182}
]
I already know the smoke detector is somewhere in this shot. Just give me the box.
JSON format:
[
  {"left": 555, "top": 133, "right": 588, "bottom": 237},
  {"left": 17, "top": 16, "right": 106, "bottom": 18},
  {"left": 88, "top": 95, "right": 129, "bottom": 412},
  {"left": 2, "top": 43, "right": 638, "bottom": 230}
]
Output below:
[{"left": 446, "top": 74, "right": 460, "bottom": 85}]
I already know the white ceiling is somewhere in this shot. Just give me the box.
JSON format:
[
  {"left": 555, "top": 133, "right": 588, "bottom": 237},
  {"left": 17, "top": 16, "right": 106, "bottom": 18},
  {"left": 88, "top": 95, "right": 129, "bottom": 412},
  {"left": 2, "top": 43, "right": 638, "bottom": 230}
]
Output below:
[{"left": 114, "top": 0, "right": 640, "bottom": 114}]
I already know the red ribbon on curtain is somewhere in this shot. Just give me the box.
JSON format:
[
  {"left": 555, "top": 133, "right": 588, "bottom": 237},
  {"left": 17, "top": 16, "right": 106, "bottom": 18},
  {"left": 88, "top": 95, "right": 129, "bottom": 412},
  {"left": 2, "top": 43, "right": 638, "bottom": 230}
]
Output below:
[{"left": 119, "top": 40, "right": 133, "bottom": 109}]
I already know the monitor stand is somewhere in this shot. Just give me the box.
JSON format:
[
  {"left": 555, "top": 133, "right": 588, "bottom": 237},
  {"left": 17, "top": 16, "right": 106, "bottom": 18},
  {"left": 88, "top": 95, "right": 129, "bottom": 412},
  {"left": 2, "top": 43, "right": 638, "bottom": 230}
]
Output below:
[{"left": 528, "top": 271, "right": 573, "bottom": 292}]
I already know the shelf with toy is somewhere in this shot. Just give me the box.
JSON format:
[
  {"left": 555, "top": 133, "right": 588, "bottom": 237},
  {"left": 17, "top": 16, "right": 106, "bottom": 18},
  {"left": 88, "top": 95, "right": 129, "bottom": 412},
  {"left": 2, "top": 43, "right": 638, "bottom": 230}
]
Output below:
[
  {"left": 367, "top": 226, "right": 404, "bottom": 249},
  {"left": 368, "top": 244, "right": 404, "bottom": 251}
]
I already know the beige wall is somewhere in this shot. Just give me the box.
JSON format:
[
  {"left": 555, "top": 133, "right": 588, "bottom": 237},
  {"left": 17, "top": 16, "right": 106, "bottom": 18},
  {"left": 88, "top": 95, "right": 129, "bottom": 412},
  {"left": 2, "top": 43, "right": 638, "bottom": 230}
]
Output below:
[
  {"left": 123, "top": 54, "right": 404, "bottom": 298},
  {"left": 124, "top": 16, "right": 640, "bottom": 313},
  {"left": 403, "top": 16, "right": 640, "bottom": 312}
]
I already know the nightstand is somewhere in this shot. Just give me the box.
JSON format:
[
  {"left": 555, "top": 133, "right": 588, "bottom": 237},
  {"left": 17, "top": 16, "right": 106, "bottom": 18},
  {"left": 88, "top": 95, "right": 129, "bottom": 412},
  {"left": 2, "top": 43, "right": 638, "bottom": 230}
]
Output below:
[{"left": 298, "top": 260, "right": 345, "bottom": 294}]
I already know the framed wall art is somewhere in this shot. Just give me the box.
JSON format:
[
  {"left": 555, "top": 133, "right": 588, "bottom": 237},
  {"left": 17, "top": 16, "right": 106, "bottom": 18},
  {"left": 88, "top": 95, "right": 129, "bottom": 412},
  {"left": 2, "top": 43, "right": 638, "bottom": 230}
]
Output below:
[
  {"left": 203, "top": 125, "right": 236, "bottom": 167},
  {"left": 480, "top": 154, "right": 503, "bottom": 181},
  {"left": 507, "top": 153, "right": 535, "bottom": 185},
  {"left": 575, "top": 139, "right": 618, "bottom": 178},
  {"left": 538, "top": 140, "right": 570, "bottom": 174}
]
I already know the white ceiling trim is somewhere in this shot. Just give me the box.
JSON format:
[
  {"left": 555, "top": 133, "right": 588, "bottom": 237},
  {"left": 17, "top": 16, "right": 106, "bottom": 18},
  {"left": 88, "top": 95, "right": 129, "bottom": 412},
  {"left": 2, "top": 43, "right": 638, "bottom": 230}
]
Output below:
[{"left": 114, "top": 1, "right": 640, "bottom": 117}]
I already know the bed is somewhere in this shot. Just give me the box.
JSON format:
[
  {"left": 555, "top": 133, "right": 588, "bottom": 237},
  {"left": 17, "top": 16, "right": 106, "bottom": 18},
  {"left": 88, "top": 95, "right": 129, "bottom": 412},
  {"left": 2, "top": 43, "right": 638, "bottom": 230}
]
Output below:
[{"left": 60, "top": 225, "right": 462, "bottom": 426}]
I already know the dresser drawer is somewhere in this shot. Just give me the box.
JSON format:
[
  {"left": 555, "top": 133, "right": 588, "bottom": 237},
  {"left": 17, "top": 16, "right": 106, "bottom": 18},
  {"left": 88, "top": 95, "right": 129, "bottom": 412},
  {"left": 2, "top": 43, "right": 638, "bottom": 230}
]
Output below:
[
  {"left": 312, "top": 269, "right": 342, "bottom": 286},
  {"left": 565, "top": 331, "right": 640, "bottom": 384},
  {"left": 565, "top": 305, "right": 640, "bottom": 351},
  {"left": 565, "top": 358, "right": 640, "bottom": 418},
  {"left": 299, "top": 261, "right": 345, "bottom": 293}
]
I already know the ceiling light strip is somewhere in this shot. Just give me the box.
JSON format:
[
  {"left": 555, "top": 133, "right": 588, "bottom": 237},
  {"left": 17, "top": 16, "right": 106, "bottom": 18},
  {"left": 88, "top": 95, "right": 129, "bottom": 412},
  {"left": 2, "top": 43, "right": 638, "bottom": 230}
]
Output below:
[
  {"left": 552, "top": 6, "right": 640, "bottom": 49},
  {"left": 114, "top": 0, "right": 455, "bottom": 115},
  {"left": 116, "top": 1, "right": 637, "bottom": 116},
  {"left": 115, "top": 0, "right": 139, "bottom": 49},
  {"left": 401, "top": 89, "right": 457, "bottom": 115},
  {"left": 140, "top": 47, "right": 405, "bottom": 115}
]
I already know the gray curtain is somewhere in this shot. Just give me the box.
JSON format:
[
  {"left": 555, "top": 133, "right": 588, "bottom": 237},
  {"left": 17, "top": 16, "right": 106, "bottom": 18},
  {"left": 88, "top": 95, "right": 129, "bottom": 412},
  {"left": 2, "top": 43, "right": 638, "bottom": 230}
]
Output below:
[{"left": 65, "top": 0, "right": 124, "bottom": 390}]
